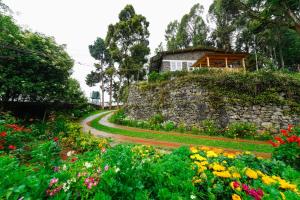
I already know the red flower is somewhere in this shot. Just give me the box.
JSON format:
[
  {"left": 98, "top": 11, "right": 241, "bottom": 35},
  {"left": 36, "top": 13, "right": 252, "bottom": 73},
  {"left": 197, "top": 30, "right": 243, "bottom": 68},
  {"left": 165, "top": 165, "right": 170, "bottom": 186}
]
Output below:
[
  {"left": 53, "top": 137, "right": 59, "bottom": 142},
  {"left": 0, "top": 145, "right": 4, "bottom": 150},
  {"left": 233, "top": 181, "right": 240, "bottom": 188},
  {"left": 274, "top": 136, "right": 285, "bottom": 144},
  {"left": 287, "top": 135, "right": 298, "bottom": 143},
  {"left": 280, "top": 129, "right": 288, "bottom": 137},
  {"left": 71, "top": 157, "right": 78, "bottom": 162},
  {"left": 0, "top": 132, "right": 6, "bottom": 137},
  {"left": 6, "top": 124, "right": 24, "bottom": 132},
  {"left": 268, "top": 140, "right": 279, "bottom": 147},
  {"left": 8, "top": 145, "right": 16, "bottom": 150},
  {"left": 287, "top": 124, "right": 293, "bottom": 132}
]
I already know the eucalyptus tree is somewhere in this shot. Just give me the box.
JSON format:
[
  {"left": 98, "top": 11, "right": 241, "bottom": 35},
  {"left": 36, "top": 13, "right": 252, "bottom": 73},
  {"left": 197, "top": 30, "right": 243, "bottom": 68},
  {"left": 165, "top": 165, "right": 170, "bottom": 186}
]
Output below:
[
  {"left": 177, "top": 4, "right": 209, "bottom": 48},
  {"left": 208, "top": 0, "right": 240, "bottom": 50},
  {"left": 105, "top": 5, "right": 150, "bottom": 85},
  {"left": 165, "top": 20, "right": 180, "bottom": 50},
  {"left": 104, "top": 66, "right": 116, "bottom": 109},
  {"left": 165, "top": 3, "right": 209, "bottom": 50},
  {"left": 87, "top": 37, "right": 111, "bottom": 109}
]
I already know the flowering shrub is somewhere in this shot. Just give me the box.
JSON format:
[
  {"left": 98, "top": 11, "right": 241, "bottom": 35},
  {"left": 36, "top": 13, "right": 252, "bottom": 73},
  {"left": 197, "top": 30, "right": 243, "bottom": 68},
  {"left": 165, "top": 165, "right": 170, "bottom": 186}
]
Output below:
[
  {"left": 269, "top": 125, "right": 300, "bottom": 169},
  {"left": 189, "top": 146, "right": 300, "bottom": 200}
]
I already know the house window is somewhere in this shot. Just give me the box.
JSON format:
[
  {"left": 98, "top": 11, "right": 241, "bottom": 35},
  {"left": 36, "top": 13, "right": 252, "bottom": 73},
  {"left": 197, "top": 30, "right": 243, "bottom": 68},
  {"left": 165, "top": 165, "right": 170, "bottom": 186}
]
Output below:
[
  {"left": 187, "top": 62, "right": 194, "bottom": 71},
  {"left": 170, "top": 61, "right": 176, "bottom": 71},
  {"left": 170, "top": 61, "right": 182, "bottom": 71}
]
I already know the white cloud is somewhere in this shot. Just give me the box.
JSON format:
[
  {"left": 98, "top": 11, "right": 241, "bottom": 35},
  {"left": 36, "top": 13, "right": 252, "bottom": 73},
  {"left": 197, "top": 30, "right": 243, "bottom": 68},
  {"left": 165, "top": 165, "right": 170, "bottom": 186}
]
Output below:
[{"left": 4, "top": 0, "right": 213, "bottom": 100}]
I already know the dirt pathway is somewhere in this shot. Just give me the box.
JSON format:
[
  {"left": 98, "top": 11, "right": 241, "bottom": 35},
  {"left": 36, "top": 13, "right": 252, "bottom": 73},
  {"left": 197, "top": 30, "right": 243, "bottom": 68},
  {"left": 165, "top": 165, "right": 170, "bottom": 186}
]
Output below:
[{"left": 81, "top": 111, "right": 271, "bottom": 158}]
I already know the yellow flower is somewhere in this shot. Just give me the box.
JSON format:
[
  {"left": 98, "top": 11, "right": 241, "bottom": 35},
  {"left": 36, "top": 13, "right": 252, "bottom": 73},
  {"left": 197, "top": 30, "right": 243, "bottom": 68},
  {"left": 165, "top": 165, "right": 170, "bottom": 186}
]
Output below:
[
  {"left": 190, "top": 146, "right": 198, "bottom": 154},
  {"left": 279, "top": 180, "right": 297, "bottom": 191},
  {"left": 197, "top": 165, "right": 207, "bottom": 173},
  {"left": 200, "top": 146, "right": 210, "bottom": 151},
  {"left": 256, "top": 170, "right": 265, "bottom": 177},
  {"left": 211, "top": 163, "right": 226, "bottom": 171},
  {"left": 232, "top": 194, "right": 241, "bottom": 200},
  {"left": 206, "top": 151, "right": 218, "bottom": 157},
  {"left": 280, "top": 192, "right": 286, "bottom": 200},
  {"left": 213, "top": 171, "right": 231, "bottom": 178},
  {"left": 245, "top": 168, "right": 258, "bottom": 179},
  {"left": 200, "top": 161, "right": 209, "bottom": 165},
  {"left": 261, "top": 176, "right": 276, "bottom": 185},
  {"left": 190, "top": 154, "right": 206, "bottom": 161},
  {"left": 232, "top": 172, "right": 241, "bottom": 178}
]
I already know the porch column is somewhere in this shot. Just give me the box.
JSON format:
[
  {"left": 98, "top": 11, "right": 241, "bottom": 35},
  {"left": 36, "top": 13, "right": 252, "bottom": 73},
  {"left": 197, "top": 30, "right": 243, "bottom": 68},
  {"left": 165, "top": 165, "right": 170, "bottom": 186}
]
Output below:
[
  {"left": 200, "top": 63, "right": 202, "bottom": 67},
  {"left": 206, "top": 57, "right": 210, "bottom": 67},
  {"left": 225, "top": 57, "right": 228, "bottom": 68},
  {"left": 242, "top": 58, "right": 246, "bottom": 72}
]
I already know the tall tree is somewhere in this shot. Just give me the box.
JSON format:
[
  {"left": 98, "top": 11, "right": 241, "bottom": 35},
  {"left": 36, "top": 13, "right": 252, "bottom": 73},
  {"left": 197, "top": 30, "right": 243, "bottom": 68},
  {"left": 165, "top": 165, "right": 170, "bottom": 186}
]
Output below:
[
  {"left": 87, "top": 37, "right": 111, "bottom": 109},
  {"left": 106, "top": 4, "right": 150, "bottom": 85},
  {"left": 177, "top": 4, "right": 209, "bottom": 48},
  {"left": 165, "top": 4, "right": 209, "bottom": 50},
  {"left": 104, "top": 66, "right": 116, "bottom": 109},
  {"left": 208, "top": 0, "right": 239, "bottom": 50},
  {"left": 165, "top": 20, "right": 179, "bottom": 50}
]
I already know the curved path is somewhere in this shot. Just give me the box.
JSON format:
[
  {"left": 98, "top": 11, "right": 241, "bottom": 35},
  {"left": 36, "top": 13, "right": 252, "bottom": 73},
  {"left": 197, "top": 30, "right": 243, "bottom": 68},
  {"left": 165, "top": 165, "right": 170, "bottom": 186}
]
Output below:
[{"left": 81, "top": 111, "right": 271, "bottom": 158}]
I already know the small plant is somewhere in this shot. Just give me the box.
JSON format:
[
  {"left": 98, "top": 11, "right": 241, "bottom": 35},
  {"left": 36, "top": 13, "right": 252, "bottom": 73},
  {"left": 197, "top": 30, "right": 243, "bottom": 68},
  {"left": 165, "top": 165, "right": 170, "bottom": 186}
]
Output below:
[
  {"left": 177, "top": 122, "right": 187, "bottom": 133},
  {"left": 269, "top": 125, "right": 300, "bottom": 170},
  {"left": 149, "top": 113, "right": 164, "bottom": 125},
  {"left": 162, "top": 120, "right": 176, "bottom": 131},
  {"left": 200, "top": 119, "right": 219, "bottom": 136},
  {"left": 225, "top": 122, "right": 257, "bottom": 139}
]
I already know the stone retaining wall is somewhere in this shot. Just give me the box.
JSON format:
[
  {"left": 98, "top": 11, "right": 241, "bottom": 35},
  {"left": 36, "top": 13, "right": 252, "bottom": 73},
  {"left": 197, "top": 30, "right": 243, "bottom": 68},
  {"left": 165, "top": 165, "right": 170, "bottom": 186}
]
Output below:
[{"left": 126, "top": 82, "right": 299, "bottom": 129}]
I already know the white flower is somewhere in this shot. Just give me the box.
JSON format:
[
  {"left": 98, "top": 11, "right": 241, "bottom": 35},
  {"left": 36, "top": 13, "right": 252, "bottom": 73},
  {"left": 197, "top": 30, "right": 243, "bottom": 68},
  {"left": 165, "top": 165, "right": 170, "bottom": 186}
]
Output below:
[
  {"left": 115, "top": 167, "right": 120, "bottom": 173},
  {"left": 84, "top": 162, "right": 92, "bottom": 168},
  {"left": 62, "top": 164, "right": 67, "bottom": 171},
  {"left": 62, "top": 183, "right": 70, "bottom": 192},
  {"left": 190, "top": 194, "right": 196, "bottom": 199},
  {"left": 67, "top": 150, "right": 75, "bottom": 157}
]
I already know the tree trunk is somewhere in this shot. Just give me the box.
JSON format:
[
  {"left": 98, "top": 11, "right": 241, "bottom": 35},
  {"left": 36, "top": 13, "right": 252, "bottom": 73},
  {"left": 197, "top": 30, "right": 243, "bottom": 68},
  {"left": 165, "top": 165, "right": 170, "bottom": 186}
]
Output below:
[
  {"left": 279, "top": 46, "right": 285, "bottom": 68},
  {"left": 99, "top": 84, "right": 102, "bottom": 110},
  {"left": 109, "top": 76, "right": 112, "bottom": 110},
  {"left": 101, "top": 78, "right": 105, "bottom": 110}
]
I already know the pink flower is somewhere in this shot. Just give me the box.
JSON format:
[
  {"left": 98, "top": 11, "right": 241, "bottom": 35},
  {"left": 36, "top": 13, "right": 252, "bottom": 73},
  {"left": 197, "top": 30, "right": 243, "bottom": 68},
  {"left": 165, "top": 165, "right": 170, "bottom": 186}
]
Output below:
[
  {"left": 104, "top": 165, "right": 109, "bottom": 171},
  {"left": 49, "top": 178, "right": 59, "bottom": 187},
  {"left": 8, "top": 145, "right": 16, "bottom": 150},
  {"left": 101, "top": 148, "right": 106, "bottom": 153}
]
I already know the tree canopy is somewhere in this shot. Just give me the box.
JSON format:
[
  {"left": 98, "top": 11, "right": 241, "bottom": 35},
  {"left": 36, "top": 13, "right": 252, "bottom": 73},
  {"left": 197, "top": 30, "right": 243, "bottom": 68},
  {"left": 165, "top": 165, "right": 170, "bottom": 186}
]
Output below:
[
  {"left": 0, "top": 11, "right": 78, "bottom": 104},
  {"left": 105, "top": 4, "right": 150, "bottom": 84}
]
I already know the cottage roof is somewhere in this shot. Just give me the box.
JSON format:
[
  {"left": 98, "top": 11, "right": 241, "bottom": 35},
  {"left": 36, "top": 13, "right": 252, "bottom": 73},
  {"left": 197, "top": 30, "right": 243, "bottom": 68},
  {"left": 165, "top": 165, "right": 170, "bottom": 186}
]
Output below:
[{"left": 149, "top": 46, "right": 248, "bottom": 72}]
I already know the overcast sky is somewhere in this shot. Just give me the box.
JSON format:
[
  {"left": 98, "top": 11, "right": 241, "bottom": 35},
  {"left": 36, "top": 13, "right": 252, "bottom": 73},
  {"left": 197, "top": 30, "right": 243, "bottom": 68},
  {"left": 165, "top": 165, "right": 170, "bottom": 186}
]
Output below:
[{"left": 4, "top": 0, "right": 213, "bottom": 100}]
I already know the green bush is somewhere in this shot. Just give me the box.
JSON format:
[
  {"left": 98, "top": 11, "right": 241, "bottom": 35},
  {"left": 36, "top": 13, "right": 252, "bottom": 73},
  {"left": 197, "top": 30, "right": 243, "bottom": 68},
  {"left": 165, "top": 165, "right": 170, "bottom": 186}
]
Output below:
[
  {"left": 149, "top": 113, "right": 164, "bottom": 125},
  {"left": 200, "top": 119, "right": 219, "bottom": 136},
  {"left": 225, "top": 122, "right": 257, "bottom": 139}
]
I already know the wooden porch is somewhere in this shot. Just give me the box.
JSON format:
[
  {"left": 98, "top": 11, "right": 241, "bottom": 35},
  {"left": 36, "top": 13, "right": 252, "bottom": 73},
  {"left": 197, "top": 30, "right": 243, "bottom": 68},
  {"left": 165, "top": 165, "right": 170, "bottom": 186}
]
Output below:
[{"left": 192, "top": 53, "right": 248, "bottom": 71}]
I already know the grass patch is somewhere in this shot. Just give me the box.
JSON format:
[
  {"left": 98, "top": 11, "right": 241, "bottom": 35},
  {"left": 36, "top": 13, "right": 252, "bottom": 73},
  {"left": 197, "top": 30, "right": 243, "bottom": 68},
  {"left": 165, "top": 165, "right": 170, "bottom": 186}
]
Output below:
[{"left": 89, "top": 112, "right": 273, "bottom": 153}]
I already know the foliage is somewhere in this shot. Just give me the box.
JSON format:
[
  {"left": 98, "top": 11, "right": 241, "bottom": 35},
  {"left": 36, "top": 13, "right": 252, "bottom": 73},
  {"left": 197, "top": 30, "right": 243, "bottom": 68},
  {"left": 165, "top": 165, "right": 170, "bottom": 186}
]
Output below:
[
  {"left": 165, "top": 3, "right": 209, "bottom": 50},
  {"left": 200, "top": 119, "right": 220, "bottom": 136},
  {"left": 225, "top": 122, "right": 257, "bottom": 139},
  {"left": 0, "top": 14, "right": 75, "bottom": 103},
  {"left": 269, "top": 125, "right": 300, "bottom": 170},
  {"left": 140, "top": 70, "right": 300, "bottom": 114},
  {"left": 189, "top": 146, "right": 300, "bottom": 200},
  {"left": 105, "top": 4, "right": 150, "bottom": 84}
]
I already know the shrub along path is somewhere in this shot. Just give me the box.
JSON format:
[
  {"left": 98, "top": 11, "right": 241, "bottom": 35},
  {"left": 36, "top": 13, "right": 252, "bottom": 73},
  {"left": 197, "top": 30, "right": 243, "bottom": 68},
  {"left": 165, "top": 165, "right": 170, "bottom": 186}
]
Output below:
[{"left": 82, "top": 111, "right": 272, "bottom": 158}]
